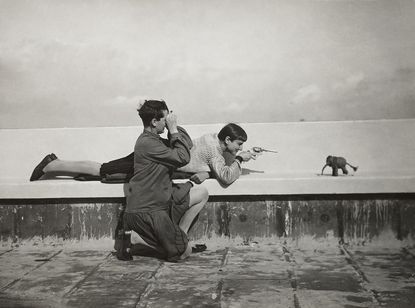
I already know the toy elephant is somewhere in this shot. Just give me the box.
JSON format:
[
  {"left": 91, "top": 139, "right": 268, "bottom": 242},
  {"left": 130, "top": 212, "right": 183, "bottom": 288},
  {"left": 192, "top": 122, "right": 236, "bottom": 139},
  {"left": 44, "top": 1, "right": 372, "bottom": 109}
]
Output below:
[{"left": 321, "top": 155, "right": 358, "bottom": 176}]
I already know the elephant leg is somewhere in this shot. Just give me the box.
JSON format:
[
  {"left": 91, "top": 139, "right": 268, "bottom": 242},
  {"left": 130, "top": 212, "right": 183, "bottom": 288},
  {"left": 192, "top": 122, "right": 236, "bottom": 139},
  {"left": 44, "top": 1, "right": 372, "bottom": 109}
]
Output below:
[
  {"left": 332, "top": 166, "right": 338, "bottom": 176},
  {"left": 341, "top": 167, "right": 348, "bottom": 175}
]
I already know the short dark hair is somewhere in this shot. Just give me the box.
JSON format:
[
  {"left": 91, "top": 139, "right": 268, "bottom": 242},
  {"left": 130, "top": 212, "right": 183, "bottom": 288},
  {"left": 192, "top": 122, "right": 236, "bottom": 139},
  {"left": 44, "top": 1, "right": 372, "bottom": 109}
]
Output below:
[
  {"left": 138, "top": 100, "right": 168, "bottom": 127},
  {"left": 218, "top": 123, "right": 247, "bottom": 142}
]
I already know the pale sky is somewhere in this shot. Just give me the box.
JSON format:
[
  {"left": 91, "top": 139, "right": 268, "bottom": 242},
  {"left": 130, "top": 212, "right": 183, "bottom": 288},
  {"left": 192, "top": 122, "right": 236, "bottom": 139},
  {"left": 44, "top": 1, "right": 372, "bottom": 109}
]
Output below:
[{"left": 0, "top": 0, "right": 414, "bottom": 128}]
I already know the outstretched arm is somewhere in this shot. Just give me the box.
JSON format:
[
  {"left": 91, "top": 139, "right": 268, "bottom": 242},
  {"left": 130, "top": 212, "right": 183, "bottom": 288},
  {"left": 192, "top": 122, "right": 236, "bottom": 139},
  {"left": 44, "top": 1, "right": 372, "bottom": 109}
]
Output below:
[
  {"left": 210, "top": 156, "right": 242, "bottom": 186},
  {"left": 210, "top": 151, "right": 257, "bottom": 186}
]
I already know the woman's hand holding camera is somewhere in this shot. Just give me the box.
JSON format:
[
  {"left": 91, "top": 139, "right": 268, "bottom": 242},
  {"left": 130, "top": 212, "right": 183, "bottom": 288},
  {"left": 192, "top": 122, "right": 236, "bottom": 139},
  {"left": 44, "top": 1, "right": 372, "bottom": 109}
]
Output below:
[{"left": 166, "top": 111, "right": 178, "bottom": 134}]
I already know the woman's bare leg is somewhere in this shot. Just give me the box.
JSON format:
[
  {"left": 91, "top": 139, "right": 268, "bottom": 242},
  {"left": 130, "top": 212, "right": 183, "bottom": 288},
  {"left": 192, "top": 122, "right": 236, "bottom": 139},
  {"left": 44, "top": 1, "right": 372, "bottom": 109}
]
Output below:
[
  {"left": 130, "top": 231, "right": 154, "bottom": 247},
  {"left": 179, "top": 186, "right": 209, "bottom": 234},
  {"left": 178, "top": 186, "right": 209, "bottom": 258},
  {"left": 43, "top": 159, "right": 101, "bottom": 176},
  {"left": 179, "top": 244, "right": 192, "bottom": 260}
]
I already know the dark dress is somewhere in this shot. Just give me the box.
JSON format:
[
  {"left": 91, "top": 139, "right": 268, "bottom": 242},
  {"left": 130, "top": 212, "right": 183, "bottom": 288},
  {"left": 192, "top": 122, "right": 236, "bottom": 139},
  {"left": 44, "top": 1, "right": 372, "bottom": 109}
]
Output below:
[{"left": 124, "top": 128, "right": 193, "bottom": 262}]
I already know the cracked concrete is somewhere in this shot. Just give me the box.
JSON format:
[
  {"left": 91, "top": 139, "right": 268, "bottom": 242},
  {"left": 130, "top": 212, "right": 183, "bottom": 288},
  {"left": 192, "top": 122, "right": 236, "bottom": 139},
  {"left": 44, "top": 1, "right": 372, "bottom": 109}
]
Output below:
[{"left": 0, "top": 237, "right": 414, "bottom": 307}]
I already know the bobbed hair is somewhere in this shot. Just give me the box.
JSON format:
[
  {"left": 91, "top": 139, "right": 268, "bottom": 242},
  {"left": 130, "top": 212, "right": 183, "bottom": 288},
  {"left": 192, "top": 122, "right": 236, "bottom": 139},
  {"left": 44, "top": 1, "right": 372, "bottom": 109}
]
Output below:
[
  {"left": 218, "top": 123, "right": 247, "bottom": 142},
  {"left": 138, "top": 100, "right": 169, "bottom": 127}
]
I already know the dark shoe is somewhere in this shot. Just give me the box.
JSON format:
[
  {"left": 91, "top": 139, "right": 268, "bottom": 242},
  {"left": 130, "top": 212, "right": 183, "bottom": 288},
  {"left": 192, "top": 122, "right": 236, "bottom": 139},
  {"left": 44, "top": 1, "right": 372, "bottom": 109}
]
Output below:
[
  {"left": 115, "top": 230, "right": 132, "bottom": 261},
  {"left": 30, "top": 154, "right": 58, "bottom": 181},
  {"left": 192, "top": 244, "right": 207, "bottom": 253}
]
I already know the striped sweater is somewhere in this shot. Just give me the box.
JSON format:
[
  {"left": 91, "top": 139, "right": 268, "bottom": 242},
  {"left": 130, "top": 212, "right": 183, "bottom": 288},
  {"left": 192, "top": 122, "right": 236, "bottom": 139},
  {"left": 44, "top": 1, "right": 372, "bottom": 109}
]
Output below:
[{"left": 179, "top": 133, "right": 242, "bottom": 186}]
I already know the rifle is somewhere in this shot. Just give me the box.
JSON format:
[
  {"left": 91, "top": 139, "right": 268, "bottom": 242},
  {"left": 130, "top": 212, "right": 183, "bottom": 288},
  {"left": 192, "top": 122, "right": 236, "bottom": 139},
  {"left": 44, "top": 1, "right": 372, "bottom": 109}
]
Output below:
[{"left": 251, "top": 147, "right": 278, "bottom": 154}]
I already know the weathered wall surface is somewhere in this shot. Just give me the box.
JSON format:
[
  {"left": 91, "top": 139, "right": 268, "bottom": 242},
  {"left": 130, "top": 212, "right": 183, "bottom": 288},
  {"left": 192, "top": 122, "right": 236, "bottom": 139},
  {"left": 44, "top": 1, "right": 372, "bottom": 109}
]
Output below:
[{"left": 1, "top": 196, "right": 414, "bottom": 245}]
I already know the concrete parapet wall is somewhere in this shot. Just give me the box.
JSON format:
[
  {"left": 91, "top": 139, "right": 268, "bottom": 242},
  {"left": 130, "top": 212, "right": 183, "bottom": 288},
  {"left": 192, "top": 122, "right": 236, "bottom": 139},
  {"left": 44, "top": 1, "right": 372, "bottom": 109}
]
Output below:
[
  {"left": 1, "top": 119, "right": 414, "bottom": 198},
  {"left": 1, "top": 120, "right": 414, "bottom": 245},
  {"left": 1, "top": 195, "right": 414, "bottom": 244}
]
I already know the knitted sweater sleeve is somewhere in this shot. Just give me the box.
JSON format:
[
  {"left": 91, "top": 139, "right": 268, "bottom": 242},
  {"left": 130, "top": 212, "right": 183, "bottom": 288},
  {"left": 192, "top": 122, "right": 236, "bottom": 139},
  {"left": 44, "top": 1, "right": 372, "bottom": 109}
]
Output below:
[{"left": 209, "top": 153, "right": 242, "bottom": 186}]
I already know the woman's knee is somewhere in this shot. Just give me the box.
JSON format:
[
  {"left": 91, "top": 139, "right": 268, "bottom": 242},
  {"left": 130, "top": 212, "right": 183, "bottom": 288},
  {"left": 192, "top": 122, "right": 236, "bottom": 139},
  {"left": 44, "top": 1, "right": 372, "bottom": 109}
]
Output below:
[
  {"left": 190, "top": 186, "right": 209, "bottom": 205},
  {"left": 199, "top": 186, "right": 209, "bottom": 202}
]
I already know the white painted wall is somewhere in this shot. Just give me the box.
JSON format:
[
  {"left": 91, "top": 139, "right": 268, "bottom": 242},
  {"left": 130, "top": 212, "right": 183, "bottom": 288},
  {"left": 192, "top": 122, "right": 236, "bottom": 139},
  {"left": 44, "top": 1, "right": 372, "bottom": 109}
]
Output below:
[{"left": 1, "top": 119, "right": 414, "bottom": 180}]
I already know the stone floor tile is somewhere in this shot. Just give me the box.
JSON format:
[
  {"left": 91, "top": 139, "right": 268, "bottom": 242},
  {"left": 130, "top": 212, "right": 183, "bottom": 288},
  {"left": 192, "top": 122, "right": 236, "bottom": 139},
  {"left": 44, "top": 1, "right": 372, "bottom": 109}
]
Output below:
[
  {"left": 0, "top": 248, "right": 62, "bottom": 290},
  {"left": 296, "top": 290, "right": 376, "bottom": 308},
  {"left": 0, "top": 243, "right": 414, "bottom": 307},
  {"left": 220, "top": 280, "right": 294, "bottom": 308},
  {"left": 347, "top": 246, "right": 415, "bottom": 307}
]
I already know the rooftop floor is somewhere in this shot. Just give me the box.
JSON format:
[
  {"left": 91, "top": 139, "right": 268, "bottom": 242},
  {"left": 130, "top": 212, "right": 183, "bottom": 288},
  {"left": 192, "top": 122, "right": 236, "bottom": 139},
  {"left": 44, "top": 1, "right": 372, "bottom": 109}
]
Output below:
[{"left": 1, "top": 237, "right": 414, "bottom": 308}]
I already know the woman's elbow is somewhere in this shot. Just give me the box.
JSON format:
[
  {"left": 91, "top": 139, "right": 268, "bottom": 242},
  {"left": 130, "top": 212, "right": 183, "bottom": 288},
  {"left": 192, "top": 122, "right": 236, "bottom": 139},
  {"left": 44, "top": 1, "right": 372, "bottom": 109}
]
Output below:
[{"left": 218, "top": 177, "right": 236, "bottom": 186}]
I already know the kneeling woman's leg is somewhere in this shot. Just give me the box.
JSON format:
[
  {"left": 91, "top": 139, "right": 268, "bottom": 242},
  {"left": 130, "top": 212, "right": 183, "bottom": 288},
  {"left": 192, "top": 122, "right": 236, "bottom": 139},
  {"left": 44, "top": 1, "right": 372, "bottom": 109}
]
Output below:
[
  {"left": 125, "top": 211, "right": 190, "bottom": 262},
  {"left": 179, "top": 186, "right": 209, "bottom": 234}
]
